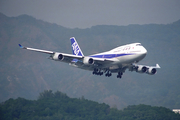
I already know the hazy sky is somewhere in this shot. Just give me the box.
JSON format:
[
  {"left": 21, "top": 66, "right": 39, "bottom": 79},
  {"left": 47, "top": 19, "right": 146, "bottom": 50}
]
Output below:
[{"left": 0, "top": 0, "right": 180, "bottom": 28}]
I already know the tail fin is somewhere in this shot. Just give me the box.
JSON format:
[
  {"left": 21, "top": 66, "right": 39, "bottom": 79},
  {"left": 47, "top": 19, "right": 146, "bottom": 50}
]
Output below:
[{"left": 70, "top": 37, "right": 84, "bottom": 56}]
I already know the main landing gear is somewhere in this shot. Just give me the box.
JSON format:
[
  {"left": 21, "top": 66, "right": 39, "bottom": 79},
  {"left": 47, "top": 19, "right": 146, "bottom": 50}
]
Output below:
[
  {"left": 92, "top": 68, "right": 112, "bottom": 77},
  {"left": 92, "top": 68, "right": 123, "bottom": 79},
  {"left": 117, "top": 72, "right": 123, "bottom": 78},
  {"left": 105, "top": 71, "right": 112, "bottom": 77},
  {"left": 93, "top": 68, "right": 103, "bottom": 76}
]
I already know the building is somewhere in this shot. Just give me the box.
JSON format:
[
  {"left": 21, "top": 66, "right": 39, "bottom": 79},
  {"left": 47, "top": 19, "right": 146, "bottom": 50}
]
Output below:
[{"left": 172, "top": 109, "right": 180, "bottom": 114}]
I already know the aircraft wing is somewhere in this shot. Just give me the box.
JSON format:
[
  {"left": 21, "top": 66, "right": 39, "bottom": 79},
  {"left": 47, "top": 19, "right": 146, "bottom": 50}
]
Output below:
[
  {"left": 19, "top": 44, "right": 116, "bottom": 67},
  {"left": 19, "top": 44, "right": 54, "bottom": 54},
  {"left": 19, "top": 44, "right": 83, "bottom": 63},
  {"left": 128, "top": 63, "right": 161, "bottom": 75}
]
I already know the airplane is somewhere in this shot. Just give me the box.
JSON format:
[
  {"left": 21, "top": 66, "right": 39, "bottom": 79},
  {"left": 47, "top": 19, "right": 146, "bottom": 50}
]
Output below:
[{"left": 19, "top": 37, "right": 160, "bottom": 79}]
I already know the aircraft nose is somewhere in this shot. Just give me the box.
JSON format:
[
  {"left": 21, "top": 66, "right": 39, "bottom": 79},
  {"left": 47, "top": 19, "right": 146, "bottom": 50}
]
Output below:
[
  {"left": 139, "top": 47, "right": 147, "bottom": 60},
  {"left": 141, "top": 47, "right": 147, "bottom": 55},
  {"left": 142, "top": 47, "right": 147, "bottom": 55}
]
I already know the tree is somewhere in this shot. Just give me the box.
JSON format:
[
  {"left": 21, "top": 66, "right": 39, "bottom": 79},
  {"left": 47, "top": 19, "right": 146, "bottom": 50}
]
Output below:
[{"left": 38, "top": 90, "right": 54, "bottom": 100}]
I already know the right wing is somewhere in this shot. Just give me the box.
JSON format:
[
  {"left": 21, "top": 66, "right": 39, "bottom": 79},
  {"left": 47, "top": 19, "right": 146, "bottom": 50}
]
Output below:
[
  {"left": 19, "top": 44, "right": 54, "bottom": 54},
  {"left": 19, "top": 44, "right": 118, "bottom": 69},
  {"left": 19, "top": 44, "right": 83, "bottom": 63}
]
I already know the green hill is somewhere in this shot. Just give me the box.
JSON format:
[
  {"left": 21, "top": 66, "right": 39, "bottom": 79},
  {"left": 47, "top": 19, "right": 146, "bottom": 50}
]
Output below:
[
  {"left": 1, "top": 90, "right": 180, "bottom": 120},
  {"left": 0, "top": 12, "right": 180, "bottom": 109}
]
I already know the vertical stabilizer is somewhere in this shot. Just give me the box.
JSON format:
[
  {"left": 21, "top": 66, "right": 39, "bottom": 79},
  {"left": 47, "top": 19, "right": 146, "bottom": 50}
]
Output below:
[{"left": 70, "top": 37, "right": 84, "bottom": 56}]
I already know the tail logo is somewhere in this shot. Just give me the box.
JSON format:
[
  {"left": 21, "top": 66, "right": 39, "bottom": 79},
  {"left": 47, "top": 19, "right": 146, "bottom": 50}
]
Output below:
[
  {"left": 72, "top": 42, "right": 80, "bottom": 55},
  {"left": 70, "top": 37, "right": 84, "bottom": 56}
]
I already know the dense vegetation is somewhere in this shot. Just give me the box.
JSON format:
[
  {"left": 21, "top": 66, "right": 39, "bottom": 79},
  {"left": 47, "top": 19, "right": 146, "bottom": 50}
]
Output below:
[{"left": 1, "top": 90, "right": 180, "bottom": 120}]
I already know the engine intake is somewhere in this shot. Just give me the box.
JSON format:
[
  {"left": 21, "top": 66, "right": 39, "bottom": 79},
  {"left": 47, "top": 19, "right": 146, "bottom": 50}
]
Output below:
[
  {"left": 147, "top": 68, "right": 157, "bottom": 75},
  {"left": 136, "top": 65, "right": 147, "bottom": 73},
  {"left": 83, "top": 57, "right": 94, "bottom": 65},
  {"left": 58, "top": 54, "right": 63, "bottom": 60},
  {"left": 53, "top": 53, "right": 64, "bottom": 61}
]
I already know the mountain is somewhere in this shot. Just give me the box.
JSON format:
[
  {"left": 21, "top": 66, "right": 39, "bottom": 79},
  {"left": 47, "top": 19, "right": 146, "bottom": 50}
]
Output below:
[{"left": 0, "top": 12, "right": 180, "bottom": 109}]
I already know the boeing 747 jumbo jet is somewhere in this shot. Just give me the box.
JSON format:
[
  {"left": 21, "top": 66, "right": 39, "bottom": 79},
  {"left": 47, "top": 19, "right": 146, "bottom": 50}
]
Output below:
[{"left": 19, "top": 37, "right": 160, "bottom": 79}]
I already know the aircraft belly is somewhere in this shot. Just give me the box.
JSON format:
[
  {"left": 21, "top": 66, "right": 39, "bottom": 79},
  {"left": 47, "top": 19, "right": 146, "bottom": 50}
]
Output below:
[
  {"left": 69, "top": 63, "right": 94, "bottom": 71},
  {"left": 69, "top": 53, "right": 146, "bottom": 72},
  {"left": 116, "top": 53, "right": 145, "bottom": 64}
]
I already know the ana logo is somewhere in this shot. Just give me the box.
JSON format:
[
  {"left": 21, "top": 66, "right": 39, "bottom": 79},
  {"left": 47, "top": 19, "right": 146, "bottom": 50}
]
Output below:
[{"left": 72, "top": 42, "right": 80, "bottom": 55}]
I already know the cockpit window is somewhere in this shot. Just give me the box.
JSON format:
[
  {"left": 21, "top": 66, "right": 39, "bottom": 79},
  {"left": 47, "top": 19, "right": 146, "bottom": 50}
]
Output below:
[{"left": 136, "top": 44, "right": 142, "bottom": 46}]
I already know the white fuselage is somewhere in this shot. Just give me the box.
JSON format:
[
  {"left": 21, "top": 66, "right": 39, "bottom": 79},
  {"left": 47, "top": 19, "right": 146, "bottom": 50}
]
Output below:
[{"left": 88, "top": 43, "right": 147, "bottom": 70}]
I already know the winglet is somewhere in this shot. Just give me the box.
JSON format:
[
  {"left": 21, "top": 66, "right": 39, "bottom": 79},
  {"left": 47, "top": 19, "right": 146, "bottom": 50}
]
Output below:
[
  {"left": 19, "top": 44, "right": 24, "bottom": 48},
  {"left": 156, "top": 64, "right": 161, "bottom": 68}
]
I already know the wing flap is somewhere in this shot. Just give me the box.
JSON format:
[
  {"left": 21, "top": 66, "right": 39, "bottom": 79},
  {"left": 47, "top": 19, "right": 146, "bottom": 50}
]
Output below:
[
  {"left": 62, "top": 54, "right": 83, "bottom": 63},
  {"left": 52, "top": 52, "right": 83, "bottom": 63}
]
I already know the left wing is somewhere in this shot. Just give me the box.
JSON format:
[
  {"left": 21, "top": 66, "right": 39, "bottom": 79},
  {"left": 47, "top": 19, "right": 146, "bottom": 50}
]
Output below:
[{"left": 128, "top": 63, "right": 161, "bottom": 75}]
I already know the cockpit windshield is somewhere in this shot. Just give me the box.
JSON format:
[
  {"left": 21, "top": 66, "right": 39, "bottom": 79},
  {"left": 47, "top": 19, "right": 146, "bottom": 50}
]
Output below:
[{"left": 136, "top": 44, "right": 142, "bottom": 46}]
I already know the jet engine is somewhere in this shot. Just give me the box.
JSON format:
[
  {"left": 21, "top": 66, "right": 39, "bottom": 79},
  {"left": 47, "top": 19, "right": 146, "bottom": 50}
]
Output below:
[
  {"left": 146, "top": 67, "right": 157, "bottom": 75},
  {"left": 53, "top": 53, "right": 64, "bottom": 61},
  {"left": 83, "top": 57, "right": 94, "bottom": 65},
  {"left": 136, "top": 65, "right": 147, "bottom": 73}
]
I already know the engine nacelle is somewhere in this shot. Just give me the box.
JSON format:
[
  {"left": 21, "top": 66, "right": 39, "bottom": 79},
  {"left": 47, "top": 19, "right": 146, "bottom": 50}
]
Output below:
[
  {"left": 53, "top": 53, "right": 64, "bottom": 61},
  {"left": 136, "top": 65, "right": 147, "bottom": 73},
  {"left": 147, "top": 68, "right": 157, "bottom": 75},
  {"left": 83, "top": 57, "right": 94, "bottom": 65}
]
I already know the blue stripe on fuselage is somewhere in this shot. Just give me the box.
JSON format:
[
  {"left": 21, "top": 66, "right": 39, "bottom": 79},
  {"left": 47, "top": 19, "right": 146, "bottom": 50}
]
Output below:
[{"left": 89, "top": 53, "right": 135, "bottom": 59}]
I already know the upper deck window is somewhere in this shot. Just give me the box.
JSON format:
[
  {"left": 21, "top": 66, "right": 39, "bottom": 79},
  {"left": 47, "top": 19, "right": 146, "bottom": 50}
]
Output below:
[{"left": 136, "top": 44, "right": 142, "bottom": 46}]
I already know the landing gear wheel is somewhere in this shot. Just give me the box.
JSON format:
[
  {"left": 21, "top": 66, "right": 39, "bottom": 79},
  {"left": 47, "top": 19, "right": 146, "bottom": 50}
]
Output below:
[
  {"left": 117, "top": 72, "right": 123, "bottom": 79},
  {"left": 105, "top": 71, "right": 112, "bottom": 77},
  {"left": 92, "top": 68, "right": 104, "bottom": 76},
  {"left": 117, "top": 75, "right": 121, "bottom": 78}
]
